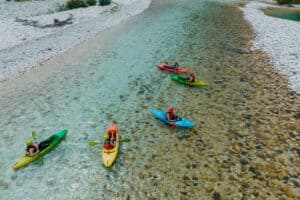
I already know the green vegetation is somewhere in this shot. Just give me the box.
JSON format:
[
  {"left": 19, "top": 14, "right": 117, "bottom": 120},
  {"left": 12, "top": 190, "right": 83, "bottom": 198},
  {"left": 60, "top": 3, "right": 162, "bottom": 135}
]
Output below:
[
  {"left": 276, "top": 0, "right": 300, "bottom": 4},
  {"left": 66, "top": 0, "right": 87, "bottom": 9},
  {"left": 86, "top": 0, "right": 96, "bottom": 6},
  {"left": 99, "top": 0, "right": 111, "bottom": 6}
]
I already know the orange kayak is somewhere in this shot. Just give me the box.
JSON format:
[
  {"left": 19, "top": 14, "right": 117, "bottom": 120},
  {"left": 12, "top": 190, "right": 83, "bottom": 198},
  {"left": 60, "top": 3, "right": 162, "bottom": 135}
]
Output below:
[{"left": 102, "top": 123, "right": 119, "bottom": 167}]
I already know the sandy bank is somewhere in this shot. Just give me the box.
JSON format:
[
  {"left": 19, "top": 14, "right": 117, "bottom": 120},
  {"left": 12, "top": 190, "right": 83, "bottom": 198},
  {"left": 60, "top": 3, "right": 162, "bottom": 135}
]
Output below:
[
  {"left": 0, "top": 0, "right": 151, "bottom": 82},
  {"left": 241, "top": 1, "right": 300, "bottom": 94}
]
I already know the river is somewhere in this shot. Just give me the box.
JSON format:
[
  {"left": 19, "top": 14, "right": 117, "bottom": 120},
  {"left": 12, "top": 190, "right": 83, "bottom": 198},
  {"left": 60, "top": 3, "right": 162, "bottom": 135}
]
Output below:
[{"left": 0, "top": 0, "right": 299, "bottom": 199}]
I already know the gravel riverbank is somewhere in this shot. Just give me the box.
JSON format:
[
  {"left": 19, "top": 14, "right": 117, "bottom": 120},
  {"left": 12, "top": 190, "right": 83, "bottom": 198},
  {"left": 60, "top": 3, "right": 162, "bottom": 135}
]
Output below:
[
  {"left": 241, "top": 1, "right": 300, "bottom": 94},
  {"left": 0, "top": 0, "right": 151, "bottom": 81}
]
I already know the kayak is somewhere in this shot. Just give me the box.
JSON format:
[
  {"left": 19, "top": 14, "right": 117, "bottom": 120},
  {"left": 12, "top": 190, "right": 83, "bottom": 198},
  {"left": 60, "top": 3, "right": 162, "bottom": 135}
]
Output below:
[
  {"left": 151, "top": 110, "right": 196, "bottom": 128},
  {"left": 171, "top": 75, "right": 208, "bottom": 87},
  {"left": 156, "top": 64, "right": 188, "bottom": 73},
  {"left": 102, "top": 123, "right": 119, "bottom": 167},
  {"left": 12, "top": 130, "right": 68, "bottom": 170}
]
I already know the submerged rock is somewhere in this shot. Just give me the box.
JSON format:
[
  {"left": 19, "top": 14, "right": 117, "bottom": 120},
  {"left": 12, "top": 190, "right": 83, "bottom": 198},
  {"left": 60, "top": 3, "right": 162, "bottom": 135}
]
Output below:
[
  {"left": 0, "top": 180, "right": 9, "bottom": 189},
  {"left": 213, "top": 191, "right": 221, "bottom": 200}
]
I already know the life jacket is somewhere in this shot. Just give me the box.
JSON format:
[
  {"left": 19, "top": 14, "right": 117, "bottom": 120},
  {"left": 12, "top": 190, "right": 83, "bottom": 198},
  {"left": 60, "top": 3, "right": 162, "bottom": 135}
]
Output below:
[
  {"left": 104, "top": 143, "right": 113, "bottom": 150},
  {"left": 190, "top": 74, "right": 195, "bottom": 82},
  {"left": 166, "top": 111, "right": 176, "bottom": 120},
  {"left": 26, "top": 144, "right": 38, "bottom": 153}
]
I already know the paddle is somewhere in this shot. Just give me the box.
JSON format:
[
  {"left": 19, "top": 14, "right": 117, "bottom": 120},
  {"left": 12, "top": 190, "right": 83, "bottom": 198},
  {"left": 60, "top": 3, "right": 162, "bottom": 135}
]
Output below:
[
  {"left": 31, "top": 131, "right": 38, "bottom": 143},
  {"left": 88, "top": 138, "right": 131, "bottom": 147},
  {"left": 171, "top": 123, "right": 176, "bottom": 129}
]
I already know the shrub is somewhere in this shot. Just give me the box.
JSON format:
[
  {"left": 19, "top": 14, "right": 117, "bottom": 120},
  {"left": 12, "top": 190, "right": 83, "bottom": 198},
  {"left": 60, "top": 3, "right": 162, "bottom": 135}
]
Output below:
[
  {"left": 86, "top": 0, "right": 96, "bottom": 6},
  {"left": 277, "top": 0, "right": 300, "bottom": 4},
  {"left": 99, "top": 0, "right": 111, "bottom": 6},
  {"left": 66, "top": 0, "right": 87, "bottom": 9}
]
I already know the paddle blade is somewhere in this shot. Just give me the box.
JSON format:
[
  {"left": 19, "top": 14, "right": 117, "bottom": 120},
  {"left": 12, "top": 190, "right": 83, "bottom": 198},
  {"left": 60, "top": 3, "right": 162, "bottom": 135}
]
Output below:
[
  {"left": 88, "top": 141, "right": 100, "bottom": 147},
  {"left": 32, "top": 131, "right": 36, "bottom": 139},
  {"left": 171, "top": 123, "right": 176, "bottom": 129},
  {"left": 120, "top": 138, "right": 131, "bottom": 143}
]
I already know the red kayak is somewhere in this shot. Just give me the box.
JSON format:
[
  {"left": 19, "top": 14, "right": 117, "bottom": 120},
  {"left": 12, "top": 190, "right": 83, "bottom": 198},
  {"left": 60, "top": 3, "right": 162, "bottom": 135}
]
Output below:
[{"left": 156, "top": 64, "right": 188, "bottom": 73}]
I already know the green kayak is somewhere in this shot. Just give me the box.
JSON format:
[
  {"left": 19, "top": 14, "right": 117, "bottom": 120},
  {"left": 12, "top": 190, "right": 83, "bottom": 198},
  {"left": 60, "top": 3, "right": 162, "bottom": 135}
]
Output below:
[
  {"left": 12, "top": 130, "right": 68, "bottom": 170},
  {"left": 171, "top": 75, "right": 208, "bottom": 87}
]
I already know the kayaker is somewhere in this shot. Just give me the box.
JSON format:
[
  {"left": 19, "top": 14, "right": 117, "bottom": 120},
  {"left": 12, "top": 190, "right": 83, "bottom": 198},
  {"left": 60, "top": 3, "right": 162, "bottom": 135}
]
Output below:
[
  {"left": 164, "top": 61, "right": 179, "bottom": 69},
  {"left": 109, "top": 131, "right": 117, "bottom": 147},
  {"left": 103, "top": 134, "right": 113, "bottom": 149},
  {"left": 103, "top": 131, "right": 116, "bottom": 149},
  {"left": 166, "top": 107, "right": 176, "bottom": 121},
  {"left": 172, "top": 61, "right": 180, "bottom": 69},
  {"left": 186, "top": 72, "right": 195, "bottom": 82},
  {"left": 26, "top": 140, "right": 39, "bottom": 156},
  {"left": 164, "top": 60, "right": 170, "bottom": 67}
]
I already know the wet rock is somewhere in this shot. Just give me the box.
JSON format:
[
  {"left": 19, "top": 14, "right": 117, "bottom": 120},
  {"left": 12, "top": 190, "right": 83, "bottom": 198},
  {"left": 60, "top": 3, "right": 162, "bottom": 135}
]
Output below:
[
  {"left": 213, "top": 191, "right": 221, "bottom": 200},
  {"left": 241, "top": 195, "right": 247, "bottom": 200},
  {"left": 90, "top": 122, "right": 97, "bottom": 128},
  {"left": 0, "top": 180, "right": 9, "bottom": 189},
  {"left": 182, "top": 176, "right": 190, "bottom": 181},
  {"left": 294, "top": 111, "right": 300, "bottom": 118},
  {"left": 239, "top": 158, "right": 249, "bottom": 165},
  {"left": 191, "top": 163, "right": 197, "bottom": 168},
  {"left": 215, "top": 80, "right": 223, "bottom": 84},
  {"left": 145, "top": 96, "right": 152, "bottom": 101},
  {"left": 106, "top": 114, "right": 113, "bottom": 120},
  {"left": 221, "top": 161, "right": 232, "bottom": 169},
  {"left": 11, "top": 174, "right": 17, "bottom": 180},
  {"left": 292, "top": 179, "right": 300, "bottom": 188},
  {"left": 206, "top": 182, "right": 215, "bottom": 193},
  {"left": 180, "top": 191, "right": 188, "bottom": 196}
]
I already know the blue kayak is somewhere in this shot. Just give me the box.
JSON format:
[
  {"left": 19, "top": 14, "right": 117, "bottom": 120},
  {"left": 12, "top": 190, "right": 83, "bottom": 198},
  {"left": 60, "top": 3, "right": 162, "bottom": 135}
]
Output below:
[{"left": 151, "top": 110, "right": 196, "bottom": 128}]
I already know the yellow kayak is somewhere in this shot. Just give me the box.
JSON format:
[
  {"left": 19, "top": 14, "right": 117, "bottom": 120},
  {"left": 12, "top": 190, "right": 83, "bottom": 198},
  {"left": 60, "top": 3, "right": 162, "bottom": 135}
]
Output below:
[
  {"left": 12, "top": 130, "right": 67, "bottom": 170},
  {"left": 102, "top": 123, "right": 119, "bottom": 167},
  {"left": 171, "top": 75, "right": 208, "bottom": 87}
]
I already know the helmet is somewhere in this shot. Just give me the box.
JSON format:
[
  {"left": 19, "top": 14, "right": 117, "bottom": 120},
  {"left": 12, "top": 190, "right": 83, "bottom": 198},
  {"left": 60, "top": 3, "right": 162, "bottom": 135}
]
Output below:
[
  {"left": 26, "top": 140, "right": 33, "bottom": 146},
  {"left": 103, "top": 134, "right": 109, "bottom": 141},
  {"left": 174, "top": 61, "right": 178, "bottom": 64},
  {"left": 168, "top": 107, "right": 174, "bottom": 112},
  {"left": 190, "top": 73, "right": 194, "bottom": 75},
  {"left": 164, "top": 60, "right": 169, "bottom": 65}
]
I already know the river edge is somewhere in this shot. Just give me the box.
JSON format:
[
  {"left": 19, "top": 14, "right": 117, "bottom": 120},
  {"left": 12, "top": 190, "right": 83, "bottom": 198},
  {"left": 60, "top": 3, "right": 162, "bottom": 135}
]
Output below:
[
  {"left": 241, "top": 1, "right": 300, "bottom": 94},
  {"left": 0, "top": 0, "right": 152, "bottom": 82}
]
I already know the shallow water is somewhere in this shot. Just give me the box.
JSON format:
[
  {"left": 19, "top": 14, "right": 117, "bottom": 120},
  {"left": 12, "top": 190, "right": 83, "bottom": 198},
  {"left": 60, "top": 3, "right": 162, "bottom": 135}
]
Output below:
[
  {"left": 0, "top": 0, "right": 299, "bottom": 199},
  {"left": 263, "top": 7, "right": 300, "bottom": 21}
]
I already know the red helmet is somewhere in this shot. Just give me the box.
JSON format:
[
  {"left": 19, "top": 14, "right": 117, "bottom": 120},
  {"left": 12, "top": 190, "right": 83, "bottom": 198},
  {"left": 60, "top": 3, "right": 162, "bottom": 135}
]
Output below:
[
  {"left": 168, "top": 107, "right": 174, "bottom": 112},
  {"left": 164, "top": 60, "right": 169, "bottom": 65},
  {"left": 190, "top": 73, "right": 194, "bottom": 75}
]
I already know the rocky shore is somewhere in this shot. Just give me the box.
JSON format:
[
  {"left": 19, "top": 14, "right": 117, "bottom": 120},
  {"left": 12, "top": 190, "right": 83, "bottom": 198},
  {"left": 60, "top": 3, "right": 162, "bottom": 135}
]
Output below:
[
  {"left": 0, "top": 0, "right": 151, "bottom": 81},
  {"left": 241, "top": 1, "right": 300, "bottom": 94}
]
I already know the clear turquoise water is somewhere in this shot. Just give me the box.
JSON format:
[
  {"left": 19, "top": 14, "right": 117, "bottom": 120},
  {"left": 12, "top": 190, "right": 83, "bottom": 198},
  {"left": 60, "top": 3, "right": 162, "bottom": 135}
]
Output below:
[
  {"left": 267, "top": 11, "right": 300, "bottom": 21},
  {"left": 0, "top": 0, "right": 213, "bottom": 199}
]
